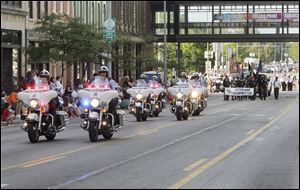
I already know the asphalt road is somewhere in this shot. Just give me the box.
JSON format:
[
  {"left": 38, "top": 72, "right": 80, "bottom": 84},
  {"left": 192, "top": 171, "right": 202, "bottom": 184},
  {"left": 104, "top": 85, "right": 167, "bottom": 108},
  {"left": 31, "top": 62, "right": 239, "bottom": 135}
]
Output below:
[{"left": 1, "top": 91, "right": 299, "bottom": 189}]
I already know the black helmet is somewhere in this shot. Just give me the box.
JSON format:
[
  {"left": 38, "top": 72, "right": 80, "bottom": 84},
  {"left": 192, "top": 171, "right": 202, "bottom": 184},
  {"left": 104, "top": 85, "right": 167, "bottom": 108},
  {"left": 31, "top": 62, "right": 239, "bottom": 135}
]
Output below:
[
  {"left": 139, "top": 74, "right": 146, "bottom": 80},
  {"left": 99, "top": 66, "right": 109, "bottom": 76},
  {"left": 192, "top": 73, "right": 200, "bottom": 79},
  {"left": 39, "top": 70, "right": 50, "bottom": 78},
  {"left": 180, "top": 72, "right": 187, "bottom": 79}
]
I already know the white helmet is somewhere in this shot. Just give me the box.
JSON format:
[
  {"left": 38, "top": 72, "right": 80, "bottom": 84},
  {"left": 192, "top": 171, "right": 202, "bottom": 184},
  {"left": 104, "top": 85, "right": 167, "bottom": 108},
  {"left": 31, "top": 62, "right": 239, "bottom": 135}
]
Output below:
[
  {"left": 99, "top": 66, "right": 109, "bottom": 76},
  {"left": 39, "top": 70, "right": 50, "bottom": 78}
]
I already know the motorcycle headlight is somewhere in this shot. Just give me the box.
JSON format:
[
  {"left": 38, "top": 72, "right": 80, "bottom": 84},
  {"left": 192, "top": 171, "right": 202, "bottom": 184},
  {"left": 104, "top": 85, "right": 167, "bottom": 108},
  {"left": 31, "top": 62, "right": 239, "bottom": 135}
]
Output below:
[
  {"left": 29, "top": 99, "right": 38, "bottom": 108},
  {"left": 91, "top": 98, "right": 100, "bottom": 108},
  {"left": 136, "top": 94, "right": 143, "bottom": 100},
  {"left": 177, "top": 92, "right": 183, "bottom": 99},
  {"left": 191, "top": 91, "right": 198, "bottom": 98}
]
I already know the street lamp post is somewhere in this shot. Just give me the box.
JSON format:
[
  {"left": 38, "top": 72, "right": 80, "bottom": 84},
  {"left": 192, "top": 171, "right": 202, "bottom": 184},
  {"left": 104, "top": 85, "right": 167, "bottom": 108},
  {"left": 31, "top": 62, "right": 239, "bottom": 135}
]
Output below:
[{"left": 163, "top": 1, "right": 167, "bottom": 86}]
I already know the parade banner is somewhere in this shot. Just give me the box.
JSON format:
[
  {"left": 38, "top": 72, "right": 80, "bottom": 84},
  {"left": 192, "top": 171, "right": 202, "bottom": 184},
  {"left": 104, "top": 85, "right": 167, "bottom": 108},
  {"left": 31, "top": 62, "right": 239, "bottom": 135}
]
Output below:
[{"left": 225, "top": 88, "right": 254, "bottom": 96}]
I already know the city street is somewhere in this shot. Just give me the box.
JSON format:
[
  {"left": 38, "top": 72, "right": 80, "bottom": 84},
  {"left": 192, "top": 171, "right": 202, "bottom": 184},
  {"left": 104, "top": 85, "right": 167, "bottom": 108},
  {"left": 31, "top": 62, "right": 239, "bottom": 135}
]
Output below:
[{"left": 1, "top": 91, "right": 299, "bottom": 189}]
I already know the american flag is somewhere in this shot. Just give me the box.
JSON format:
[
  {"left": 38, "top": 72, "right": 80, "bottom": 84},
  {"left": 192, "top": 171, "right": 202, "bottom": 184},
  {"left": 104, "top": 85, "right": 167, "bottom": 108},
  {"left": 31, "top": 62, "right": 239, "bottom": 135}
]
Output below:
[{"left": 229, "top": 53, "right": 235, "bottom": 74}]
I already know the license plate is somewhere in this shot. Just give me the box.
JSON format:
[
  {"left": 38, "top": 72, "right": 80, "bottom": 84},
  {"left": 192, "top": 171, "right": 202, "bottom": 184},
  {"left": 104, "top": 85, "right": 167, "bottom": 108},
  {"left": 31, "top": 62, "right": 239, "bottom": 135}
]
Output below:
[{"left": 135, "top": 102, "right": 142, "bottom": 107}]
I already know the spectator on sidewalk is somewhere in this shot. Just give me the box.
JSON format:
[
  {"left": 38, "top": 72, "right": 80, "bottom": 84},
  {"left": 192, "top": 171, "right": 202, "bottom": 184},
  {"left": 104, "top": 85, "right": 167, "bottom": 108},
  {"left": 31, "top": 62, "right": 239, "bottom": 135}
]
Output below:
[
  {"left": 2, "top": 103, "right": 15, "bottom": 125},
  {"left": 287, "top": 76, "right": 293, "bottom": 91},
  {"left": 273, "top": 76, "right": 281, "bottom": 100}
]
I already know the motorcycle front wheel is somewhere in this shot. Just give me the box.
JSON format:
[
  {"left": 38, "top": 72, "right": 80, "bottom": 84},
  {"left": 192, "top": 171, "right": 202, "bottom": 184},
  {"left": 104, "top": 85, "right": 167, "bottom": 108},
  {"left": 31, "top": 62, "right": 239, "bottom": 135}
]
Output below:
[
  {"left": 89, "top": 121, "right": 99, "bottom": 142},
  {"left": 28, "top": 122, "right": 39, "bottom": 143},
  {"left": 176, "top": 107, "right": 183, "bottom": 121}
]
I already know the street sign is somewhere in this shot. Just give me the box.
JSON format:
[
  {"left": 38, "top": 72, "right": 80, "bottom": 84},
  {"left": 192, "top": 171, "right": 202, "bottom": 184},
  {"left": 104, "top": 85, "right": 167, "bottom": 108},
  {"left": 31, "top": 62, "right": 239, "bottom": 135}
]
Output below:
[
  {"left": 103, "top": 18, "right": 116, "bottom": 42},
  {"left": 205, "top": 61, "right": 211, "bottom": 72},
  {"left": 205, "top": 51, "right": 214, "bottom": 59}
]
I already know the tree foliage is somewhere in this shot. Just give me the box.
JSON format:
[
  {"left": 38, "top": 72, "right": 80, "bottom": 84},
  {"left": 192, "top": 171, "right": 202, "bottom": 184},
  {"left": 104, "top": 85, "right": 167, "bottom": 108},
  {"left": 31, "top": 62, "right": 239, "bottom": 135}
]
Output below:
[{"left": 26, "top": 14, "right": 105, "bottom": 77}]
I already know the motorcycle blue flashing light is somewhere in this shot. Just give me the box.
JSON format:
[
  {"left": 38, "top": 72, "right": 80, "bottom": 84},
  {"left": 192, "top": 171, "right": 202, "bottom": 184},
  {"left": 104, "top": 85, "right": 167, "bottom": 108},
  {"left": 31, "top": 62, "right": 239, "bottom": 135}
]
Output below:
[{"left": 83, "top": 100, "right": 89, "bottom": 107}]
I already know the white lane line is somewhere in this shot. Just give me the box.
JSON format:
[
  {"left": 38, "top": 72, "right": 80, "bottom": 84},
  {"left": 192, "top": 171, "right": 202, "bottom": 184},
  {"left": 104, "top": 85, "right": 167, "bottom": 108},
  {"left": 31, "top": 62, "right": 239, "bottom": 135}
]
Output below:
[
  {"left": 1, "top": 184, "right": 9, "bottom": 188},
  {"left": 49, "top": 116, "right": 240, "bottom": 189}
]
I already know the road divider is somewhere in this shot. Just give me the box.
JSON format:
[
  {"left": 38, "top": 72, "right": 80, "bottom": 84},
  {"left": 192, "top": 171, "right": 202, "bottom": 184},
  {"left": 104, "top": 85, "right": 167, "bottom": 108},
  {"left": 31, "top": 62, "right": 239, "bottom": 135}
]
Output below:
[{"left": 183, "top": 159, "right": 207, "bottom": 171}]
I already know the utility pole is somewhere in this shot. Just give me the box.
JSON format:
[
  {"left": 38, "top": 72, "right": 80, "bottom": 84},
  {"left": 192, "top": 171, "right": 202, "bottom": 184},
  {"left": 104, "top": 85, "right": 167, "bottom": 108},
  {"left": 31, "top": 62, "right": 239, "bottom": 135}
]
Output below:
[
  {"left": 163, "top": 1, "right": 167, "bottom": 85},
  {"left": 107, "top": 1, "right": 112, "bottom": 77}
]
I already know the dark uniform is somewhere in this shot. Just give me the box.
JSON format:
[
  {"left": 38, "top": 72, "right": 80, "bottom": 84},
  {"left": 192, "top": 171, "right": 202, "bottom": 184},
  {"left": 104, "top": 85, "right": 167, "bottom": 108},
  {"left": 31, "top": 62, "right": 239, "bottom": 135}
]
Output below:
[
  {"left": 223, "top": 77, "right": 231, "bottom": 101},
  {"left": 248, "top": 77, "right": 257, "bottom": 101},
  {"left": 236, "top": 77, "right": 245, "bottom": 101},
  {"left": 258, "top": 75, "right": 268, "bottom": 100}
]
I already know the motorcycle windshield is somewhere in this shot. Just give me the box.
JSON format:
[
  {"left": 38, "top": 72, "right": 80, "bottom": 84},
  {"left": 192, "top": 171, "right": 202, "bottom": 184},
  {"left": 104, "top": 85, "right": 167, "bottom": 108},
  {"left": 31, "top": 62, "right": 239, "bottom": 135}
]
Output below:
[
  {"left": 26, "top": 81, "right": 49, "bottom": 91},
  {"left": 87, "top": 81, "right": 111, "bottom": 90},
  {"left": 149, "top": 81, "right": 161, "bottom": 88}
]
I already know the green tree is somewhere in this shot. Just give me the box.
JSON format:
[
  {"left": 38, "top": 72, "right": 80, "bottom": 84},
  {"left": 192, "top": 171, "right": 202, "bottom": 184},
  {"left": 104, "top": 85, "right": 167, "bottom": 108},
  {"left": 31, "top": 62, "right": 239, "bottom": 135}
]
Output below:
[
  {"left": 289, "top": 42, "right": 299, "bottom": 61},
  {"left": 26, "top": 14, "right": 105, "bottom": 79}
]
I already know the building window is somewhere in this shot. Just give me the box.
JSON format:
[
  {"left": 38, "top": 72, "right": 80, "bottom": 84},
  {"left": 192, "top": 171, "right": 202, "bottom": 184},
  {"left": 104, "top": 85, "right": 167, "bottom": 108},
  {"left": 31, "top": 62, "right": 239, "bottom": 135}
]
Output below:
[
  {"left": 44, "top": 1, "right": 48, "bottom": 16},
  {"left": 29, "top": 1, "right": 33, "bottom": 18},
  {"left": 60, "top": 1, "right": 63, "bottom": 15},
  {"left": 37, "top": 1, "right": 41, "bottom": 19},
  {"left": 1, "top": 1, "right": 22, "bottom": 8},
  {"left": 1, "top": 30, "right": 21, "bottom": 45}
]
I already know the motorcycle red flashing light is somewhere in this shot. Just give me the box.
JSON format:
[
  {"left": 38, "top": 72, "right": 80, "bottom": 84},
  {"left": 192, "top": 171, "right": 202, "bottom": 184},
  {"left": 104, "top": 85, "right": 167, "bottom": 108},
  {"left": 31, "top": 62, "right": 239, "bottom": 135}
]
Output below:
[{"left": 40, "top": 102, "right": 45, "bottom": 107}]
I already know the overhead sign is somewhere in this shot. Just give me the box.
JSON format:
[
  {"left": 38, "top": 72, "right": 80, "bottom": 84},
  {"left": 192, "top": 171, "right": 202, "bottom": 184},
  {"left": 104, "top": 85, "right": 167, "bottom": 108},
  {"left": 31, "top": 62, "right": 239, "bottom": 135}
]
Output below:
[
  {"left": 214, "top": 13, "right": 299, "bottom": 23},
  {"left": 103, "top": 18, "right": 116, "bottom": 42},
  {"left": 224, "top": 88, "right": 254, "bottom": 96}
]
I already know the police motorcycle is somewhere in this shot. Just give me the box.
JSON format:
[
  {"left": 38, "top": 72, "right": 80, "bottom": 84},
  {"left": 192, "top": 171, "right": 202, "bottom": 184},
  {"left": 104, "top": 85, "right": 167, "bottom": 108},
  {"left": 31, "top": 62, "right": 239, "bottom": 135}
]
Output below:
[
  {"left": 168, "top": 80, "right": 193, "bottom": 121},
  {"left": 189, "top": 82, "right": 208, "bottom": 116},
  {"left": 148, "top": 78, "right": 166, "bottom": 117},
  {"left": 76, "top": 81, "right": 125, "bottom": 142},
  {"left": 17, "top": 71, "right": 68, "bottom": 143},
  {"left": 127, "top": 87, "right": 152, "bottom": 122}
]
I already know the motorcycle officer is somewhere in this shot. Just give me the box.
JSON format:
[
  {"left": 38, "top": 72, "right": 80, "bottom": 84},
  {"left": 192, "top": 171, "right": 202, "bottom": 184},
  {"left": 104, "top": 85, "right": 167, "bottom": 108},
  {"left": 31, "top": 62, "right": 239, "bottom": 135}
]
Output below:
[
  {"left": 190, "top": 73, "right": 201, "bottom": 87},
  {"left": 92, "top": 66, "right": 120, "bottom": 126},
  {"left": 177, "top": 72, "right": 189, "bottom": 85},
  {"left": 135, "top": 74, "right": 149, "bottom": 88},
  {"left": 37, "top": 70, "right": 64, "bottom": 127}
]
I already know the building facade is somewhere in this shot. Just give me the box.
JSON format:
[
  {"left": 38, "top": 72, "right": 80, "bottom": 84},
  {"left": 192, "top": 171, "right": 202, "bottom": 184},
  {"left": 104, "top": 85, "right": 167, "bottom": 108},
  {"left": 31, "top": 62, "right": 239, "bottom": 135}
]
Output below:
[
  {"left": 72, "top": 1, "right": 106, "bottom": 85},
  {"left": 1, "top": 1, "right": 27, "bottom": 93},
  {"left": 111, "top": 1, "right": 151, "bottom": 82}
]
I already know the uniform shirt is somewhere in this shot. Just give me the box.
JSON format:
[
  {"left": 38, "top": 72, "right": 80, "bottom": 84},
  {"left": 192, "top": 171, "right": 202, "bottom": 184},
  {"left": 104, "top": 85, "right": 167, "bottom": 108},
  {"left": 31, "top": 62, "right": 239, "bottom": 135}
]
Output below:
[
  {"left": 273, "top": 80, "right": 281, "bottom": 88},
  {"left": 189, "top": 79, "right": 201, "bottom": 87},
  {"left": 136, "top": 79, "right": 148, "bottom": 88},
  {"left": 92, "top": 76, "right": 118, "bottom": 90}
]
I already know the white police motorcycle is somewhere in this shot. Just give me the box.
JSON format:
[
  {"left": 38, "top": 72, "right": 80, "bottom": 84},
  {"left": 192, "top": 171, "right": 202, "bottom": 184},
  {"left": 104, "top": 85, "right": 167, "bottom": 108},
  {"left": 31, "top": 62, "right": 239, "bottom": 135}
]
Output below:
[
  {"left": 17, "top": 84, "right": 68, "bottom": 143},
  {"left": 168, "top": 83, "right": 192, "bottom": 121},
  {"left": 149, "top": 81, "right": 166, "bottom": 117},
  {"left": 127, "top": 87, "right": 152, "bottom": 122},
  {"left": 76, "top": 81, "right": 125, "bottom": 142},
  {"left": 189, "top": 83, "right": 208, "bottom": 116}
]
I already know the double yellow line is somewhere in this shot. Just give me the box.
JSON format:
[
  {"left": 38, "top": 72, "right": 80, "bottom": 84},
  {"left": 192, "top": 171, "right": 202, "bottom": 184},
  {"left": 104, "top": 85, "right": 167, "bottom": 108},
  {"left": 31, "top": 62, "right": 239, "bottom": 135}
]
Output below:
[{"left": 168, "top": 100, "right": 297, "bottom": 189}]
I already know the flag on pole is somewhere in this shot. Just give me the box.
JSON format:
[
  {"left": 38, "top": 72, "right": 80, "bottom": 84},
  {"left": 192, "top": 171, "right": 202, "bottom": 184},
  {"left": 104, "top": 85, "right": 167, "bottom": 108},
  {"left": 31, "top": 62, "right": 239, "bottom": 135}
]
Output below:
[
  {"left": 256, "top": 58, "right": 262, "bottom": 79},
  {"left": 229, "top": 52, "right": 235, "bottom": 74}
]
